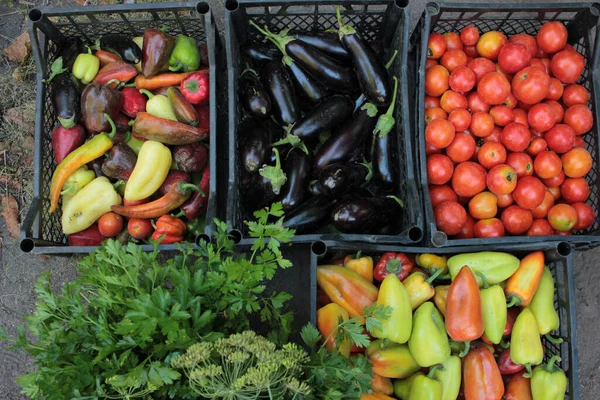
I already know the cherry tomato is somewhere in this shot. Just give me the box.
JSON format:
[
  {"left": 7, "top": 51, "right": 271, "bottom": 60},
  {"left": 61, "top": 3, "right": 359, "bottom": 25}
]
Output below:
[
  {"left": 452, "top": 161, "right": 487, "bottom": 197},
  {"left": 425, "top": 107, "right": 448, "bottom": 125},
  {"left": 527, "top": 219, "right": 555, "bottom": 236},
  {"left": 478, "top": 72, "right": 511, "bottom": 105},
  {"left": 469, "top": 191, "right": 498, "bottom": 219},
  {"left": 509, "top": 33, "right": 538, "bottom": 58},
  {"left": 512, "top": 176, "right": 546, "bottom": 209},
  {"left": 474, "top": 218, "right": 505, "bottom": 238},
  {"left": 572, "top": 202, "right": 596, "bottom": 230},
  {"left": 527, "top": 103, "right": 556, "bottom": 133},
  {"left": 489, "top": 105, "right": 513, "bottom": 127},
  {"left": 545, "top": 124, "right": 575, "bottom": 153},
  {"left": 531, "top": 190, "right": 555, "bottom": 219},
  {"left": 548, "top": 204, "right": 578, "bottom": 231},
  {"left": 470, "top": 112, "right": 495, "bottom": 138},
  {"left": 428, "top": 32, "right": 447, "bottom": 59},
  {"left": 98, "top": 212, "right": 123, "bottom": 238},
  {"left": 426, "top": 118, "right": 456, "bottom": 149},
  {"left": 563, "top": 105, "right": 593, "bottom": 135},
  {"left": 501, "top": 205, "right": 533, "bottom": 235},
  {"left": 496, "top": 192, "right": 515, "bottom": 208},
  {"left": 487, "top": 164, "right": 518, "bottom": 195},
  {"left": 544, "top": 100, "right": 564, "bottom": 123},
  {"left": 435, "top": 200, "right": 467, "bottom": 235},
  {"left": 428, "top": 154, "right": 455, "bottom": 185},
  {"left": 444, "top": 32, "right": 464, "bottom": 50},
  {"left": 440, "top": 90, "right": 468, "bottom": 113},
  {"left": 542, "top": 169, "right": 566, "bottom": 188},
  {"left": 506, "top": 152, "right": 534, "bottom": 178},
  {"left": 429, "top": 184, "right": 458, "bottom": 207},
  {"left": 546, "top": 77, "right": 564, "bottom": 101},
  {"left": 527, "top": 137, "right": 548, "bottom": 157},
  {"left": 549, "top": 185, "right": 562, "bottom": 201},
  {"left": 456, "top": 214, "right": 476, "bottom": 239},
  {"left": 537, "top": 21, "right": 568, "bottom": 53},
  {"left": 512, "top": 108, "right": 528, "bottom": 126},
  {"left": 468, "top": 92, "right": 491, "bottom": 113},
  {"left": 562, "top": 84, "right": 589, "bottom": 107},
  {"left": 461, "top": 26, "right": 480, "bottom": 46},
  {"left": 448, "top": 108, "right": 471, "bottom": 131},
  {"left": 425, "top": 65, "right": 450, "bottom": 97},
  {"left": 512, "top": 66, "right": 551, "bottom": 105},
  {"left": 447, "top": 132, "right": 477, "bottom": 163},
  {"left": 562, "top": 147, "right": 592, "bottom": 178},
  {"left": 501, "top": 122, "right": 531, "bottom": 152},
  {"left": 561, "top": 177, "right": 590, "bottom": 203},
  {"left": 534, "top": 150, "right": 562, "bottom": 179},
  {"left": 550, "top": 49, "right": 585, "bottom": 84},
  {"left": 128, "top": 218, "right": 153, "bottom": 240},
  {"left": 476, "top": 31, "right": 508, "bottom": 60},
  {"left": 441, "top": 49, "right": 468, "bottom": 72},
  {"left": 425, "top": 95, "right": 441, "bottom": 109},
  {"left": 478, "top": 141, "right": 507, "bottom": 169},
  {"left": 449, "top": 65, "right": 476, "bottom": 92},
  {"left": 497, "top": 43, "right": 532, "bottom": 74}
]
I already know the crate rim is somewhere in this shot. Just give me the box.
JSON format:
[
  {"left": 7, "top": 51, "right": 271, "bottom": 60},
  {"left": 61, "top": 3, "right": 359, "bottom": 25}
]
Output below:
[{"left": 29, "top": 1, "right": 212, "bottom": 16}]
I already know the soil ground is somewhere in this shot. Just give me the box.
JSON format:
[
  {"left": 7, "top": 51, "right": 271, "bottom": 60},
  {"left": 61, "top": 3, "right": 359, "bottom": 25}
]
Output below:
[{"left": 0, "top": 0, "right": 599, "bottom": 398}]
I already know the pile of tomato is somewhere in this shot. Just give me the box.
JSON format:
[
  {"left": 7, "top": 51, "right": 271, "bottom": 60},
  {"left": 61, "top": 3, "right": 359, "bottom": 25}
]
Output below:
[{"left": 424, "top": 21, "right": 597, "bottom": 238}]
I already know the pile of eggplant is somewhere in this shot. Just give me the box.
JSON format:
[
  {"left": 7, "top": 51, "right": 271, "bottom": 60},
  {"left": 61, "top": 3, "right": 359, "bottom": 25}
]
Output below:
[{"left": 237, "top": 7, "right": 405, "bottom": 235}]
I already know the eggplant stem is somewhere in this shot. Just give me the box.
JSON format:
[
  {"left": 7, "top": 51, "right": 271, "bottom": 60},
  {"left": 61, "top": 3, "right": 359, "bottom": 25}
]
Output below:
[
  {"left": 359, "top": 158, "right": 373, "bottom": 184},
  {"left": 386, "top": 195, "right": 404, "bottom": 208},
  {"left": 385, "top": 50, "right": 399, "bottom": 69},
  {"left": 249, "top": 21, "right": 292, "bottom": 57}
]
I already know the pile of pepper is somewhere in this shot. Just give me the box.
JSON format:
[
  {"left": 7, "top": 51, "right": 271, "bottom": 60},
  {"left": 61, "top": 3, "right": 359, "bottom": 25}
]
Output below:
[
  {"left": 47, "top": 29, "right": 211, "bottom": 245},
  {"left": 317, "top": 250, "right": 567, "bottom": 399}
]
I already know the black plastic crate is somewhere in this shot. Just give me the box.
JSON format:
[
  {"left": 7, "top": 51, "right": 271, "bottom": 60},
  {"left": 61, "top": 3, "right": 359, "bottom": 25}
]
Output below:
[
  {"left": 309, "top": 239, "right": 579, "bottom": 399},
  {"left": 224, "top": 0, "right": 423, "bottom": 245},
  {"left": 20, "top": 2, "right": 224, "bottom": 254},
  {"left": 409, "top": 2, "right": 600, "bottom": 248}
]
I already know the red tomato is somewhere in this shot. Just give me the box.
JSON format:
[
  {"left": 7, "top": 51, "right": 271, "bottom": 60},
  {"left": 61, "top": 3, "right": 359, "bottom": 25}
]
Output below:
[
  {"left": 572, "top": 202, "right": 596, "bottom": 230},
  {"left": 444, "top": 32, "right": 464, "bottom": 50},
  {"left": 468, "top": 92, "right": 491, "bottom": 113},
  {"left": 469, "top": 191, "right": 498, "bottom": 219},
  {"left": 506, "top": 152, "right": 534, "bottom": 178},
  {"left": 512, "top": 108, "right": 528, "bottom": 126},
  {"left": 542, "top": 169, "right": 566, "bottom": 188},
  {"left": 545, "top": 124, "right": 575, "bottom": 153},
  {"left": 448, "top": 108, "right": 472, "bottom": 131},
  {"left": 477, "top": 31, "right": 508, "bottom": 60},
  {"left": 501, "top": 122, "right": 531, "bottom": 152},
  {"left": 509, "top": 33, "right": 538, "bottom": 58},
  {"left": 527, "top": 219, "right": 555, "bottom": 236},
  {"left": 429, "top": 184, "right": 458, "bottom": 207},
  {"left": 497, "top": 43, "right": 532, "bottom": 74},
  {"left": 425, "top": 107, "right": 448, "bottom": 125},
  {"left": 428, "top": 154, "right": 455, "bottom": 185},
  {"left": 537, "top": 21, "right": 568, "bottom": 53},
  {"left": 474, "top": 218, "right": 505, "bottom": 238},
  {"left": 425, "top": 95, "right": 441, "bottom": 109},
  {"left": 468, "top": 57, "right": 496, "bottom": 83},
  {"left": 501, "top": 205, "right": 533, "bottom": 235},
  {"left": 533, "top": 150, "right": 562, "bottom": 179},
  {"left": 544, "top": 100, "right": 564, "bottom": 123},
  {"left": 456, "top": 214, "right": 476, "bottom": 239},
  {"left": 527, "top": 137, "right": 548, "bottom": 157},
  {"left": 470, "top": 112, "right": 495, "bottom": 137},
  {"left": 573, "top": 135, "right": 586, "bottom": 148},
  {"left": 495, "top": 62, "right": 513, "bottom": 81},
  {"left": 512, "top": 66, "right": 551, "bottom": 105},
  {"left": 441, "top": 49, "right": 468, "bottom": 72},
  {"left": 128, "top": 218, "right": 153, "bottom": 240},
  {"left": 561, "top": 177, "right": 590, "bottom": 203},
  {"left": 483, "top": 126, "right": 503, "bottom": 144},
  {"left": 563, "top": 105, "right": 593, "bottom": 135},
  {"left": 440, "top": 90, "right": 468, "bottom": 113},
  {"left": 447, "top": 132, "right": 477, "bottom": 163},
  {"left": 487, "top": 164, "right": 518, "bottom": 195},
  {"left": 428, "top": 32, "right": 447, "bottom": 59},
  {"left": 98, "top": 212, "right": 124, "bottom": 238},
  {"left": 531, "top": 190, "right": 555, "bottom": 219},
  {"left": 464, "top": 45, "right": 478, "bottom": 58},
  {"left": 562, "top": 84, "right": 590, "bottom": 107},
  {"left": 562, "top": 147, "right": 592, "bottom": 178},
  {"left": 452, "top": 161, "right": 487, "bottom": 197},
  {"left": 527, "top": 103, "right": 556, "bottom": 132},
  {"left": 546, "top": 77, "right": 564, "bottom": 101},
  {"left": 461, "top": 26, "right": 480, "bottom": 46},
  {"left": 496, "top": 192, "right": 515, "bottom": 208},
  {"left": 449, "top": 65, "right": 476, "bottom": 92},
  {"left": 478, "top": 72, "right": 511, "bottom": 105},
  {"left": 489, "top": 105, "right": 513, "bottom": 127},
  {"left": 425, "top": 65, "right": 450, "bottom": 97},
  {"left": 425, "top": 58, "right": 438, "bottom": 69},
  {"left": 478, "top": 141, "right": 507, "bottom": 169},
  {"left": 512, "top": 176, "right": 546, "bottom": 209},
  {"left": 550, "top": 49, "right": 585, "bottom": 84},
  {"left": 549, "top": 185, "right": 562, "bottom": 201},
  {"left": 426, "top": 141, "right": 443, "bottom": 156},
  {"left": 435, "top": 200, "right": 467, "bottom": 235},
  {"left": 548, "top": 204, "right": 578, "bottom": 231},
  {"left": 529, "top": 58, "right": 547, "bottom": 73},
  {"left": 502, "top": 92, "right": 518, "bottom": 109},
  {"left": 426, "top": 118, "right": 456, "bottom": 149}
]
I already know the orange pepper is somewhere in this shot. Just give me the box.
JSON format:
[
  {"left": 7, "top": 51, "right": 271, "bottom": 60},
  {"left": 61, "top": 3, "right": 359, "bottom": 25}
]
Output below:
[
  {"left": 505, "top": 371, "right": 533, "bottom": 400},
  {"left": 361, "top": 394, "right": 395, "bottom": 400},
  {"left": 433, "top": 284, "right": 450, "bottom": 316},
  {"left": 463, "top": 345, "right": 505, "bottom": 400},
  {"left": 317, "top": 303, "right": 351, "bottom": 357},
  {"left": 371, "top": 373, "right": 394, "bottom": 396},
  {"left": 505, "top": 251, "right": 545, "bottom": 307},
  {"left": 344, "top": 252, "right": 374, "bottom": 282}
]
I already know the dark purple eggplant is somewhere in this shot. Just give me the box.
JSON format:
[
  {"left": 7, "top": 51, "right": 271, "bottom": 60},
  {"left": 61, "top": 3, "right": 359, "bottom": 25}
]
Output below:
[
  {"left": 312, "top": 103, "right": 379, "bottom": 174},
  {"left": 354, "top": 50, "right": 398, "bottom": 112},
  {"left": 262, "top": 61, "right": 299, "bottom": 126},
  {"left": 309, "top": 180, "right": 323, "bottom": 197},
  {"left": 294, "top": 31, "right": 351, "bottom": 62},
  {"left": 291, "top": 95, "right": 354, "bottom": 140},
  {"left": 239, "top": 120, "right": 271, "bottom": 173},
  {"left": 99, "top": 34, "right": 142, "bottom": 64},
  {"left": 278, "top": 148, "right": 311, "bottom": 211},
  {"left": 337, "top": 7, "right": 391, "bottom": 106},
  {"left": 57, "top": 38, "right": 83, "bottom": 69},
  {"left": 239, "top": 69, "right": 271, "bottom": 119},
  {"left": 242, "top": 40, "right": 275, "bottom": 64},
  {"left": 287, "top": 61, "right": 327, "bottom": 104},
  {"left": 331, "top": 196, "right": 403, "bottom": 234},
  {"left": 282, "top": 195, "right": 337, "bottom": 234},
  {"left": 243, "top": 148, "right": 287, "bottom": 211},
  {"left": 319, "top": 162, "right": 371, "bottom": 198},
  {"left": 52, "top": 72, "right": 81, "bottom": 129}
]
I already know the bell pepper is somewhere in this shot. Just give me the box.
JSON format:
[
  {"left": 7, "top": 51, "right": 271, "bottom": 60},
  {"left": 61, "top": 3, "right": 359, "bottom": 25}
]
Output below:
[
  {"left": 81, "top": 82, "right": 122, "bottom": 133},
  {"left": 527, "top": 267, "right": 559, "bottom": 335},
  {"left": 67, "top": 223, "right": 104, "bottom": 246},
  {"left": 121, "top": 87, "right": 147, "bottom": 118},
  {"left": 361, "top": 394, "right": 395, "bottom": 400},
  {"left": 371, "top": 274, "right": 412, "bottom": 344},
  {"left": 394, "top": 372, "right": 424, "bottom": 400},
  {"left": 317, "top": 303, "right": 351, "bottom": 357},
  {"left": 173, "top": 142, "right": 208, "bottom": 173},
  {"left": 408, "top": 301, "right": 451, "bottom": 367},
  {"left": 61, "top": 166, "right": 95, "bottom": 196},
  {"left": 168, "top": 87, "right": 200, "bottom": 126},
  {"left": 367, "top": 340, "right": 421, "bottom": 379},
  {"left": 52, "top": 70, "right": 81, "bottom": 129},
  {"left": 151, "top": 214, "right": 186, "bottom": 244},
  {"left": 168, "top": 35, "right": 201, "bottom": 72},
  {"left": 142, "top": 28, "right": 175, "bottom": 78},
  {"left": 510, "top": 308, "right": 544, "bottom": 377},
  {"left": 371, "top": 373, "right": 394, "bottom": 396},
  {"left": 448, "top": 252, "right": 520, "bottom": 287},
  {"left": 530, "top": 356, "right": 567, "bottom": 400},
  {"left": 159, "top": 170, "right": 191, "bottom": 195},
  {"left": 434, "top": 355, "right": 461, "bottom": 400},
  {"left": 72, "top": 48, "right": 100, "bottom": 84},
  {"left": 132, "top": 112, "right": 208, "bottom": 145},
  {"left": 344, "top": 252, "right": 374, "bottom": 282},
  {"left": 139, "top": 89, "right": 177, "bottom": 121},
  {"left": 124, "top": 140, "right": 172, "bottom": 201},
  {"left": 374, "top": 252, "right": 414, "bottom": 282},
  {"left": 62, "top": 176, "right": 122, "bottom": 234},
  {"left": 93, "top": 61, "right": 138, "bottom": 87},
  {"left": 49, "top": 114, "right": 117, "bottom": 213},
  {"left": 433, "top": 285, "right": 450, "bottom": 316},
  {"left": 463, "top": 345, "right": 504, "bottom": 400},
  {"left": 408, "top": 366, "right": 443, "bottom": 400},
  {"left": 404, "top": 268, "right": 445, "bottom": 310},
  {"left": 316, "top": 265, "right": 378, "bottom": 322},
  {"left": 95, "top": 49, "right": 121, "bottom": 66},
  {"left": 505, "top": 251, "right": 545, "bottom": 308},
  {"left": 505, "top": 307, "right": 520, "bottom": 336},
  {"left": 197, "top": 103, "right": 210, "bottom": 132},
  {"left": 52, "top": 124, "right": 86, "bottom": 163},
  {"left": 101, "top": 143, "right": 137, "bottom": 180},
  {"left": 505, "top": 371, "right": 533, "bottom": 400},
  {"left": 179, "top": 167, "right": 210, "bottom": 219},
  {"left": 445, "top": 266, "right": 484, "bottom": 354},
  {"left": 416, "top": 253, "right": 448, "bottom": 275},
  {"left": 180, "top": 70, "right": 210, "bottom": 105},
  {"left": 479, "top": 274, "right": 507, "bottom": 345},
  {"left": 497, "top": 347, "right": 525, "bottom": 375}
]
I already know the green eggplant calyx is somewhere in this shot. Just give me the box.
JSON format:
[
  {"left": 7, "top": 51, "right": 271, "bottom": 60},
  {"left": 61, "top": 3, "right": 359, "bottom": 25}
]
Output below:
[
  {"left": 427, "top": 364, "right": 444, "bottom": 378},
  {"left": 385, "top": 50, "right": 399, "bottom": 69},
  {"left": 545, "top": 355, "right": 562, "bottom": 373},
  {"left": 354, "top": 250, "right": 362, "bottom": 260},
  {"left": 58, "top": 115, "right": 76, "bottom": 129},
  {"left": 43, "top": 57, "right": 67, "bottom": 84},
  {"left": 249, "top": 21, "right": 294, "bottom": 58},
  {"left": 373, "top": 76, "right": 399, "bottom": 138},
  {"left": 361, "top": 102, "right": 378, "bottom": 118},
  {"left": 523, "top": 363, "right": 533, "bottom": 378},
  {"left": 386, "top": 195, "right": 405, "bottom": 208},
  {"left": 139, "top": 89, "right": 154, "bottom": 99},
  {"left": 458, "top": 341, "right": 470, "bottom": 357},
  {"left": 426, "top": 268, "right": 445, "bottom": 284},
  {"left": 506, "top": 295, "right": 522, "bottom": 308},
  {"left": 545, "top": 334, "right": 564, "bottom": 345},
  {"left": 272, "top": 133, "right": 309, "bottom": 155},
  {"left": 259, "top": 148, "right": 287, "bottom": 195},
  {"left": 476, "top": 272, "right": 490, "bottom": 289},
  {"left": 282, "top": 55, "right": 294, "bottom": 67},
  {"left": 336, "top": 6, "right": 356, "bottom": 38},
  {"left": 359, "top": 158, "right": 373, "bottom": 184}
]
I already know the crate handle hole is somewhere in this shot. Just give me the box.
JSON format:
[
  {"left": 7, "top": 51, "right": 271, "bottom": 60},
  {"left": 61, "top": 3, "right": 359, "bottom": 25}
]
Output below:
[
  {"left": 196, "top": 2, "right": 210, "bottom": 15},
  {"left": 229, "top": 229, "right": 242, "bottom": 244},
  {"left": 426, "top": 2, "right": 440, "bottom": 16},
  {"left": 20, "top": 238, "right": 34, "bottom": 253},
  {"left": 409, "top": 226, "right": 423, "bottom": 242},
  {"left": 195, "top": 233, "right": 210, "bottom": 246},
  {"left": 557, "top": 242, "right": 572, "bottom": 257},
  {"left": 29, "top": 8, "right": 42, "bottom": 22},
  {"left": 591, "top": 3, "right": 600, "bottom": 16},
  {"left": 432, "top": 230, "right": 447, "bottom": 247},
  {"left": 311, "top": 241, "right": 327, "bottom": 257},
  {"left": 226, "top": 0, "right": 239, "bottom": 12},
  {"left": 395, "top": 0, "right": 408, "bottom": 8}
]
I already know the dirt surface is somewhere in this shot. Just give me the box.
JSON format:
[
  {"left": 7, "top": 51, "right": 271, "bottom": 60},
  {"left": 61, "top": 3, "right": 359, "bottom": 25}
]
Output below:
[{"left": 0, "top": 0, "right": 598, "bottom": 399}]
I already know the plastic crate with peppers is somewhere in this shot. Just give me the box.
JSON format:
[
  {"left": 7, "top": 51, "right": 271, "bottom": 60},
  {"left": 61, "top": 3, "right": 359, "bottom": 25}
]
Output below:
[
  {"left": 423, "top": 21, "right": 596, "bottom": 238},
  {"left": 317, "top": 250, "right": 567, "bottom": 399},
  {"left": 46, "top": 30, "right": 211, "bottom": 246}
]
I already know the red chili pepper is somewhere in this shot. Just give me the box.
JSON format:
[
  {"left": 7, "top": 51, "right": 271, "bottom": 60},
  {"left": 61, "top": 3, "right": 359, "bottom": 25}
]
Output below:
[
  {"left": 374, "top": 252, "right": 414, "bottom": 282},
  {"left": 152, "top": 215, "right": 186, "bottom": 244},
  {"left": 121, "top": 87, "right": 147, "bottom": 118},
  {"left": 180, "top": 70, "right": 209, "bottom": 105}
]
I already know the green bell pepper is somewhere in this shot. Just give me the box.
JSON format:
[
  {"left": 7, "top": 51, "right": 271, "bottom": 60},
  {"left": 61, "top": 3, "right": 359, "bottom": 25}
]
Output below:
[
  {"left": 510, "top": 308, "right": 544, "bottom": 377},
  {"left": 448, "top": 251, "right": 520, "bottom": 287},
  {"left": 479, "top": 274, "right": 507, "bottom": 345},
  {"left": 72, "top": 48, "right": 100, "bottom": 84},
  {"left": 434, "top": 355, "right": 461, "bottom": 400},
  {"left": 408, "top": 301, "right": 451, "bottom": 367},
  {"left": 531, "top": 355, "right": 567, "bottom": 400},
  {"left": 528, "top": 267, "right": 560, "bottom": 335},
  {"left": 408, "top": 366, "right": 443, "bottom": 400},
  {"left": 367, "top": 340, "right": 421, "bottom": 379},
  {"left": 372, "top": 274, "right": 412, "bottom": 344},
  {"left": 169, "top": 35, "right": 201, "bottom": 72}
]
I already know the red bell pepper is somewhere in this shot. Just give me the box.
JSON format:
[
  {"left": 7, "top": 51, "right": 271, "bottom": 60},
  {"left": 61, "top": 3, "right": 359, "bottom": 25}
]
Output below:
[
  {"left": 180, "top": 70, "right": 209, "bottom": 105},
  {"left": 52, "top": 124, "right": 86, "bottom": 163},
  {"left": 159, "top": 170, "right": 192, "bottom": 196},
  {"left": 497, "top": 347, "right": 525, "bottom": 375},
  {"left": 197, "top": 104, "right": 210, "bottom": 133},
  {"left": 151, "top": 215, "right": 186, "bottom": 244},
  {"left": 121, "top": 87, "right": 147, "bottom": 118},
  {"left": 93, "top": 61, "right": 138, "bottom": 87},
  {"left": 68, "top": 223, "right": 104, "bottom": 246},
  {"left": 374, "top": 252, "right": 414, "bottom": 282}
]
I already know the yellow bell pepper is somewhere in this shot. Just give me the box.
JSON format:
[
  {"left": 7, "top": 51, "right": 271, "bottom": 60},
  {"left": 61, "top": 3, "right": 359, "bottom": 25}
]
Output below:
[
  {"left": 344, "top": 252, "right": 374, "bottom": 282},
  {"left": 416, "top": 253, "right": 448, "bottom": 274}
]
